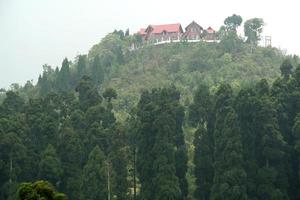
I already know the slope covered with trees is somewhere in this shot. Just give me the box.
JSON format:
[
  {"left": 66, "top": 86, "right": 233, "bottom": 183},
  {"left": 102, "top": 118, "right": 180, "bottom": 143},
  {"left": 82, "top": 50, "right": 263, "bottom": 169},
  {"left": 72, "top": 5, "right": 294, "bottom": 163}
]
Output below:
[
  {"left": 2, "top": 15, "right": 298, "bottom": 119},
  {"left": 1, "top": 15, "right": 300, "bottom": 200}
]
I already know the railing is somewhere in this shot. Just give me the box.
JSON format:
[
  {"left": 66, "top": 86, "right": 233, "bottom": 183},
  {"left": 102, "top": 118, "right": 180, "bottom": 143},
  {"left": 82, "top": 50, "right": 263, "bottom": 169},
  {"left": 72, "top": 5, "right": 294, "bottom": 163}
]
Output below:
[{"left": 129, "top": 38, "right": 220, "bottom": 51}]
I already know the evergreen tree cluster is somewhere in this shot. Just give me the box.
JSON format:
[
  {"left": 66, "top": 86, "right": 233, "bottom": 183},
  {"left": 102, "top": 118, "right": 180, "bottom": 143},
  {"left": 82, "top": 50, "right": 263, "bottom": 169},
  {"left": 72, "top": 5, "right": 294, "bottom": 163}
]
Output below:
[
  {"left": 191, "top": 60, "right": 300, "bottom": 200},
  {"left": 1, "top": 60, "right": 300, "bottom": 200},
  {"left": 135, "top": 87, "right": 188, "bottom": 200},
  {"left": 0, "top": 76, "right": 128, "bottom": 200}
]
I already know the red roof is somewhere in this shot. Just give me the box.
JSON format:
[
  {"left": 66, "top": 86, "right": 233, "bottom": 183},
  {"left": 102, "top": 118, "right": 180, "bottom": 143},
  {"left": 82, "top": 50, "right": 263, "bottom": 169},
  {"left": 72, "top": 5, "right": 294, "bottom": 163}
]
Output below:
[
  {"left": 145, "top": 23, "right": 183, "bottom": 34},
  {"left": 207, "top": 27, "right": 215, "bottom": 33},
  {"left": 139, "top": 28, "right": 146, "bottom": 35}
]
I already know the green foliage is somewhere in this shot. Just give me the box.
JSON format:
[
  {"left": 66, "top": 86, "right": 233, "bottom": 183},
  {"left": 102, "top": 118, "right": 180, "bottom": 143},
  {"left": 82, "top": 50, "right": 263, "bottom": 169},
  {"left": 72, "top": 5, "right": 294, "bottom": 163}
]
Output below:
[
  {"left": 2, "top": 16, "right": 300, "bottom": 200},
  {"left": 136, "top": 87, "right": 187, "bottom": 200},
  {"left": 76, "top": 76, "right": 102, "bottom": 111},
  {"left": 210, "top": 108, "right": 247, "bottom": 200},
  {"left": 280, "top": 59, "right": 293, "bottom": 80},
  {"left": 244, "top": 18, "right": 264, "bottom": 45},
  {"left": 224, "top": 14, "right": 243, "bottom": 32},
  {"left": 38, "top": 145, "right": 62, "bottom": 186},
  {"left": 80, "top": 146, "right": 107, "bottom": 200},
  {"left": 194, "top": 124, "right": 214, "bottom": 200},
  {"left": 17, "top": 180, "right": 68, "bottom": 200},
  {"left": 103, "top": 88, "right": 117, "bottom": 102}
]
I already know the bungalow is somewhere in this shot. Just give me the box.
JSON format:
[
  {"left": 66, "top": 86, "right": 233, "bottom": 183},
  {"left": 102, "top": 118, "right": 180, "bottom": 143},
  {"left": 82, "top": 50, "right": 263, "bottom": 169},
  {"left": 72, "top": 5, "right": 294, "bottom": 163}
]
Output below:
[
  {"left": 137, "top": 22, "right": 217, "bottom": 45},
  {"left": 204, "top": 26, "right": 217, "bottom": 41},
  {"left": 139, "top": 23, "right": 184, "bottom": 44},
  {"left": 183, "top": 21, "right": 203, "bottom": 41}
]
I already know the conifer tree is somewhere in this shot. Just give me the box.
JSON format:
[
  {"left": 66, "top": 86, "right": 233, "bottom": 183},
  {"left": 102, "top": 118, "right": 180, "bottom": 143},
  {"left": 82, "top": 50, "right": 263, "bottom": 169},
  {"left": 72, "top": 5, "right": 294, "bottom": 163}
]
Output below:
[
  {"left": 194, "top": 124, "right": 214, "bottom": 200},
  {"left": 76, "top": 76, "right": 102, "bottom": 111},
  {"left": 57, "top": 58, "right": 71, "bottom": 92},
  {"left": 255, "top": 95, "right": 288, "bottom": 199},
  {"left": 191, "top": 84, "right": 214, "bottom": 200},
  {"left": 292, "top": 114, "right": 300, "bottom": 199},
  {"left": 136, "top": 88, "right": 186, "bottom": 200},
  {"left": 210, "top": 109, "right": 247, "bottom": 200},
  {"left": 110, "top": 128, "right": 129, "bottom": 200},
  {"left": 77, "top": 55, "right": 87, "bottom": 78},
  {"left": 280, "top": 59, "right": 293, "bottom": 80},
  {"left": 38, "top": 144, "right": 62, "bottom": 187},
  {"left": 91, "top": 55, "right": 104, "bottom": 84},
  {"left": 58, "top": 125, "right": 83, "bottom": 200},
  {"left": 152, "top": 113, "right": 181, "bottom": 200},
  {"left": 80, "top": 145, "right": 107, "bottom": 200}
]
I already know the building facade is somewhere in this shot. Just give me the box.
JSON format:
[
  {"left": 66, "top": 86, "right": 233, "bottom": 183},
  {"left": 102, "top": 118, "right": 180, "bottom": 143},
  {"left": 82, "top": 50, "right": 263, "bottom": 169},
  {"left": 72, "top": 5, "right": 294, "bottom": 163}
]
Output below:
[
  {"left": 139, "top": 23, "right": 184, "bottom": 44},
  {"left": 204, "top": 26, "right": 217, "bottom": 41},
  {"left": 183, "top": 21, "right": 203, "bottom": 41},
  {"left": 138, "top": 21, "right": 217, "bottom": 44}
]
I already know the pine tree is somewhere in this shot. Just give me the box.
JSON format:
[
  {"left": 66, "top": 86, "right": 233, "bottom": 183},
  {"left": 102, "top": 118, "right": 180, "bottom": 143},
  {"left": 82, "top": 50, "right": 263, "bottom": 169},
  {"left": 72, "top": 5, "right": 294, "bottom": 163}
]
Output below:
[
  {"left": 191, "top": 84, "right": 214, "bottom": 200},
  {"left": 136, "top": 88, "right": 186, "bottom": 200},
  {"left": 194, "top": 124, "right": 214, "bottom": 200},
  {"left": 76, "top": 55, "right": 87, "bottom": 78},
  {"left": 255, "top": 95, "right": 288, "bottom": 199},
  {"left": 76, "top": 76, "right": 102, "bottom": 111},
  {"left": 152, "top": 113, "right": 181, "bottom": 200},
  {"left": 210, "top": 109, "right": 247, "bottom": 200},
  {"left": 110, "top": 128, "right": 129, "bottom": 200},
  {"left": 38, "top": 144, "right": 62, "bottom": 187},
  {"left": 80, "top": 145, "right": 107, "bottom": 200},
  {"left": 91, "top": 55, "right": 104, "bottom": 84},
  {"left": 57, "top": 58, "right": 71, "bottom": 92},
  {"left": 58, "top": 125, "right": 83, "bottom": 200},
  {"left": 280, "top": 59, "right": 293, "bottom": 80},
  {"left": 0, "top": 132, "right": 27, "bottom": 200},
  {"left": 292, "top": 114, "right": 300, "bottom": 199}
]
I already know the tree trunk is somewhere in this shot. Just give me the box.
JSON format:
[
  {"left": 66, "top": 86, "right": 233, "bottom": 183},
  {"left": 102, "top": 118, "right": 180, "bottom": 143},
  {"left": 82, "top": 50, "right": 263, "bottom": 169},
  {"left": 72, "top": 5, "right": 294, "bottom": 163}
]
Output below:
[{"left": 133, "top": 147, "right": 136, "bottom": 200}]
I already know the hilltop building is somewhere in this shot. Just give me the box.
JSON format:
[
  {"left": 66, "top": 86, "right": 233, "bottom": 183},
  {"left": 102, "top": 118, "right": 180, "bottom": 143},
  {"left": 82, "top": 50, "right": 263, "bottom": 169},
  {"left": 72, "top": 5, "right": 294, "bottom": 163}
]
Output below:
[
  {"left": 139, "top": 23, "right": 183, "bottom": 44},
  {"left": 204, "top": 26, "right": 216, "bottom": 41},
  {"left": 138, "top": 21, "right": 217, "bottom": 45},
  {"left": 182, "top": 21, "right": 203, "bottom": 41}
]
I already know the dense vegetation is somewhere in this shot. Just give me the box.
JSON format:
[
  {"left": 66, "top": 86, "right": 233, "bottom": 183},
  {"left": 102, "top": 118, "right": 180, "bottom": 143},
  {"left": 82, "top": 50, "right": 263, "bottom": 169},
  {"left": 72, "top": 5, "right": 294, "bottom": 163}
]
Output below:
[
  {"left": 3, "top": 16, "right": 299, "bottom": 118},
  {"left": 1, "top": 15, "right": 300, "bottom": 200}
]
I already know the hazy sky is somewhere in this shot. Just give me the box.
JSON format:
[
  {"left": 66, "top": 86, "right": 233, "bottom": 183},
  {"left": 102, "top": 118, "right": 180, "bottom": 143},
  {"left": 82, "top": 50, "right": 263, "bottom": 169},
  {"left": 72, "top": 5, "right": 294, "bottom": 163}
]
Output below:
[{"left": 1, "top": 0, "right": 300, "bottom": 88}]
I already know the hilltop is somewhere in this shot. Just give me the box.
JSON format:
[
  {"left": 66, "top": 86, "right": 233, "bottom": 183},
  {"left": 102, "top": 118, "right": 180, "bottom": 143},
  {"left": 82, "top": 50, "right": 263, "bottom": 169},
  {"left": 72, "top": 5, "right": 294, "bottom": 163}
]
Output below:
[
  {"left": 2, "top": 16, "right": 299, "bottom": 119},
  {"left": 3, "top": 16, "right": 300, "bottom": 200}
]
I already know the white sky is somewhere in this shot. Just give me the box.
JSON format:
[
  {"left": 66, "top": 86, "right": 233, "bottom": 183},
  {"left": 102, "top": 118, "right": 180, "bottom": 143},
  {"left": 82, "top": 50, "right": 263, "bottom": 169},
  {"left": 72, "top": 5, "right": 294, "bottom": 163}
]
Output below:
[{"left": 0, "top": 0, "right": 300, "bottom": 88}]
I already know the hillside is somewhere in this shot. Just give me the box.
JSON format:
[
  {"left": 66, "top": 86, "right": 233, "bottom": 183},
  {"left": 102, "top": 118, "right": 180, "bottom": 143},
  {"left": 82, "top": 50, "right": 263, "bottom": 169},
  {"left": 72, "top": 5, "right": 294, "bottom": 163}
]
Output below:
[
  {"left": 7, "top": 31, "right": 295, "bottom": 119},
  {"left": 2, "top": 27, "right": 300, "bottom": 200},
  {"left": 99, "top": 40, "right": 285, "bottom": 115}
]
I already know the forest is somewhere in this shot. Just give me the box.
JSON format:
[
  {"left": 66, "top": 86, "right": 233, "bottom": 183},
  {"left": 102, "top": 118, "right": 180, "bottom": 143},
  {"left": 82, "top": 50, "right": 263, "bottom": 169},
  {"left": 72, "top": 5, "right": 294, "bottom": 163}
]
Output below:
[{"left": 1, "top": 15, "right": 300, "bottom": 200}]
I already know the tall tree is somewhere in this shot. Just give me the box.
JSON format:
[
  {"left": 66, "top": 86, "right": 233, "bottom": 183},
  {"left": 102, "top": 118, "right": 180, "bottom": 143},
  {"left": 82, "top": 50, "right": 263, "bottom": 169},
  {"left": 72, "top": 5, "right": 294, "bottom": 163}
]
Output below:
[
  {"left": 136, "top": 88, "right": 187, "bottom": 200},
  {"left": 210, "top": 108, "right": 247, "bottom": 200},
  {"left": 91, "top": 55, "right": 104, "bottom": 84},
  {"left": 0, "top": 132, "right": 27, "bottom": 200},
  {"left": 58, "top": 125, "right": 83, "bottom": 200},
  {"left": 280, "top": 59, "right": 293, "bottom": 80},
  {"left": 191, "top": 84, "right": 214, "bottom": 200},
  {"left": 210, "top": 84, "right": 246, "bottom": 200},
  {"left": 76, "top": 55, "right": 87, "bottom": 78},
  {"left": 76, "top": 76, "right": 102, "bottom": 111},
  {"left": 292, "top": 114, "right": 300, "bottom": 199},
  {"left": 110, "top": 127, "right": 129, "bottom": 200},
  {"left": 80, "top": 145, "right": 107, "bottom": 200},
  {"left": 57, "top": 58, "right": 71, "bottom": 92},
  {"left": 255, "top": 95, "right": 288, "bottom": 199},
  {"left": 194, "top": 124, "right": 214, "bottom": 200},
  {"left": 244, "top": 18, "right": 264, "bottom": 45},
  {"left": 38, "top": 145, "right": 62, "bottom": 187},
  {"left": 224, "top": 14, "right": 243, "bottom": 32}
]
